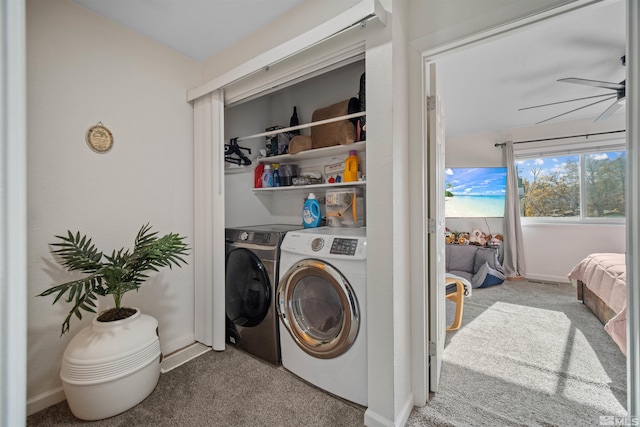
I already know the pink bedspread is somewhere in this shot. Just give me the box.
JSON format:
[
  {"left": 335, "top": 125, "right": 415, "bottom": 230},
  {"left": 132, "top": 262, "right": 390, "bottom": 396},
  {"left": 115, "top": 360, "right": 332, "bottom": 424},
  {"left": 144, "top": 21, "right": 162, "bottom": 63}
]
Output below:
[{"left": 568, "top": 253, "right": 627, "bottom": 355}]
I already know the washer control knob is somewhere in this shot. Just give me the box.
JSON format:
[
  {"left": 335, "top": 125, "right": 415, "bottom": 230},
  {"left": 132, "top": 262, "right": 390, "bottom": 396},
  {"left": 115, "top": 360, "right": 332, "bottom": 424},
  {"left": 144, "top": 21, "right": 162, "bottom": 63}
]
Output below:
[
  {"left": 311, "top": 238, "right": 324, "bottom": 252},
  {"left": 239, "top": 231, "right": 249, "bottom": 241}
]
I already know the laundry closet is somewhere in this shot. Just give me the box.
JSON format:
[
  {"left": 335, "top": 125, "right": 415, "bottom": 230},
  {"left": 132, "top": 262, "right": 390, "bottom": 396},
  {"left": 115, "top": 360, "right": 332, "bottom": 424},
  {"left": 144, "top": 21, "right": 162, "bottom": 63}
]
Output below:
[
  {"left": 222, "top": 52, "right": 370, "bottom": 405},
  {"left": 189, "top": 2, "right": 404, "bottom": 420}
]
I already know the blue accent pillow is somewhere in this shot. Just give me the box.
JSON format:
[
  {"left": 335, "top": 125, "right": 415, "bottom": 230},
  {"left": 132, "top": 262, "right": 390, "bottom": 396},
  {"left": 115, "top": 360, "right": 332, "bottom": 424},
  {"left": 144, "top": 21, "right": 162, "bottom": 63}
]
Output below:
[{"left": 472, "top": 261, "right": 506, "bottom": 288}]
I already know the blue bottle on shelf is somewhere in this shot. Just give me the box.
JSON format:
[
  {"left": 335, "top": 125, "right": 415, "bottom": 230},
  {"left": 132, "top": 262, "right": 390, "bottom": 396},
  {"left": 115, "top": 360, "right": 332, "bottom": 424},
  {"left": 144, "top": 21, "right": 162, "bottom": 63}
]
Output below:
[
  {"left": 273, "top": 164, "right": 281, "bottom": 187},
  {"left": 302, "top": 193, "right": 321, "bottom": 228}
]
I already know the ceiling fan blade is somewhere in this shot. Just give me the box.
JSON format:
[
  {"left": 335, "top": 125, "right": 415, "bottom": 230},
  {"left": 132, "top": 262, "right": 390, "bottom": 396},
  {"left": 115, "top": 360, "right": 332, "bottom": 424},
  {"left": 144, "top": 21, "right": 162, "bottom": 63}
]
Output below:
[
  {"left": 518, "top": 93, "right": 614, "bottom": 111},
  {"left": 595, "top": 98, "right": 624, "bottom": 122},
  {"left": 559, "top": 77, "right": 624, "bottom": 91},
  {"left": 536, "top": 95, "right": 617, "bottom": 125}
]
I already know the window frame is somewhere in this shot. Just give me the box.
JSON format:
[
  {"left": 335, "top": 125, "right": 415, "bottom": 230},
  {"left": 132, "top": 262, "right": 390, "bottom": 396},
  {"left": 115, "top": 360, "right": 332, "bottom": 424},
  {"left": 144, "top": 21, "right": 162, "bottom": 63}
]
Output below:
[{"left": 514, "top": 138, "right": 626, "bottom": 225}]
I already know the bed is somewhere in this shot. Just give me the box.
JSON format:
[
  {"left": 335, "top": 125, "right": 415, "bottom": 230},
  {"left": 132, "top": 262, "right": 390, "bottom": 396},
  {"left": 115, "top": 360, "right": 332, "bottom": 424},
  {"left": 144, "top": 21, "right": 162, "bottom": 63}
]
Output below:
[{"left": 568, "top": 253, "right": 627, "bottom": 355}]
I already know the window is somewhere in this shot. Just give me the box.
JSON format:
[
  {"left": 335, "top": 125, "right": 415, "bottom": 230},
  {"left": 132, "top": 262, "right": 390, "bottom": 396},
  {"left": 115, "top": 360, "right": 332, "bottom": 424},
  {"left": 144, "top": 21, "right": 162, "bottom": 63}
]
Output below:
[{"left": 515, "top": 147, "right": 625, "bottom": 221}]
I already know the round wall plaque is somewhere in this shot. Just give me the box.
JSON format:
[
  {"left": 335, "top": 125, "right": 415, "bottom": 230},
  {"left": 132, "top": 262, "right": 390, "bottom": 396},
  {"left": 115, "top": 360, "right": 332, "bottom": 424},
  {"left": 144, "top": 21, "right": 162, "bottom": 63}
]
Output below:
[{"left": 86, "top": 123, "right": 113, "bottom": 153}]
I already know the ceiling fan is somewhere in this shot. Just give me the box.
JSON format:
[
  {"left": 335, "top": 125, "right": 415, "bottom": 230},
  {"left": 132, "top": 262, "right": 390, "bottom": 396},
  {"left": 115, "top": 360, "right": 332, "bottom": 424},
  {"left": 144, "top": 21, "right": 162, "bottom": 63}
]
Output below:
[{"left": 519, "top": 55, "right": 626, "bottom": 124}]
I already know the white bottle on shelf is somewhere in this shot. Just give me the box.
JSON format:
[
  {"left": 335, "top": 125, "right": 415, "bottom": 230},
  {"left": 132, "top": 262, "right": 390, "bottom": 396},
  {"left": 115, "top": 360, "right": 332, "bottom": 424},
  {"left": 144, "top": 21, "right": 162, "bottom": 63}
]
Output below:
[{"left": 261, "top": 164, "right": 273, "bottom": 188}]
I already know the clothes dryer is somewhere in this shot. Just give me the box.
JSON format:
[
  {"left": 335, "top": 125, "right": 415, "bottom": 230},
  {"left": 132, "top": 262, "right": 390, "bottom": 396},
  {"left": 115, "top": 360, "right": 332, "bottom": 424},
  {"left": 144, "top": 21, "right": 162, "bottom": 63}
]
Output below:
[
  {"left": 277, "top": 227, "right": 367, "bottom": 406},
  {"left": 225, "top": 224, "right": 302, "bottom": 364}
]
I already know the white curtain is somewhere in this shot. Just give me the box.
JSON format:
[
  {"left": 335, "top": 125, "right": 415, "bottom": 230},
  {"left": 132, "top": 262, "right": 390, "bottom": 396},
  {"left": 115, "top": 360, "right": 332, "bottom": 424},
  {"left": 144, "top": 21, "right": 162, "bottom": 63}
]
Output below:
[{"left": 502, "top": 141, "right": 526, "bottom": 278}]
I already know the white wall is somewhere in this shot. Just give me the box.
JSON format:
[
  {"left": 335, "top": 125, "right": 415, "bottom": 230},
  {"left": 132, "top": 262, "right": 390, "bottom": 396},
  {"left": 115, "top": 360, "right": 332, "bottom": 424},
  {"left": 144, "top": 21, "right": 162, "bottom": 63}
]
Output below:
[
  {"left": 444, "top": 115, "right": 627, "bottom": 282},
  {"left": 26, "top": 0, "right": 200, "bottom": 413},
  {"left": 522, "top": 223, "right": 624, "bottom": 282}
]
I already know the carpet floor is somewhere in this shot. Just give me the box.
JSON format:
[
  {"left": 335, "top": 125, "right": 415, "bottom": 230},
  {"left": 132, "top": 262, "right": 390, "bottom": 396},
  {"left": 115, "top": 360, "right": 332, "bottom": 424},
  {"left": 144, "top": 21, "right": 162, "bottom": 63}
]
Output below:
[
  {"left": 406, "top": 279, "right": 627, "bottom": 426},
  {"left": 27, "top": 344, "right": 366, "bottom": 427},
  {"left": 27, "top": 280, "right": 627, "bottom": 426}
]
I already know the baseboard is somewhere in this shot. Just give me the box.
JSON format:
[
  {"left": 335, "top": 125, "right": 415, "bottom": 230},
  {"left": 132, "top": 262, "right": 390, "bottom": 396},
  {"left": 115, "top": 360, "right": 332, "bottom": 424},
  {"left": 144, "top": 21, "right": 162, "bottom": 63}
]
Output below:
[
  {"left": 364, "top": 393, "right": 414, "bottom": 427},
  {"left": 160, "top": 332, "right": 195, "bottom": 356},
  {"left": 27, "top": 386, "right": 65, "bottom": 416},
  {"left": 161, "top": 342, "right": 211, "bottom": 373},
  {"left": 364, "top": 408, "right": 394, "bottom": 427},
  {"left": 525, "top": 273, "right": 570, "bottom": 284},
  {"left": 396, "top": 393, "right": 414, "bottom": 427}
]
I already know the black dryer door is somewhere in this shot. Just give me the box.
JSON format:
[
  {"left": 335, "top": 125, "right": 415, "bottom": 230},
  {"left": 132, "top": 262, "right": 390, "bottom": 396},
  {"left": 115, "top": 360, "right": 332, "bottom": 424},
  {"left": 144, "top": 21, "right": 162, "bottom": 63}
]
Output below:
[{"left": 225, "top": 248, "right": 271, "bottom": 328}]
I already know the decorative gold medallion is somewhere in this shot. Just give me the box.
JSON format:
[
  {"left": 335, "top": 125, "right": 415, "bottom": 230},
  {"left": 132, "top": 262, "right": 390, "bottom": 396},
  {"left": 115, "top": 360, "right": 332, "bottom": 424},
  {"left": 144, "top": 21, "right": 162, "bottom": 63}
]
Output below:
[{"left": 86, "top": 122, "right": 113, "bottom": 153}]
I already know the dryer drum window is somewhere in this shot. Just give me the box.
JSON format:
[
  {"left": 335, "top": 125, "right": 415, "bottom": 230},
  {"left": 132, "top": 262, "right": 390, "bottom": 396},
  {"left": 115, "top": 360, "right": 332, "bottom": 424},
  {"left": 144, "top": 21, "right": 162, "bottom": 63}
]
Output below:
[
  {"left": 278, "top": 259, "right": 360, "bottom": 359},
  {"left": 226, "top": 248, "right": 270, "bottom": 327}
]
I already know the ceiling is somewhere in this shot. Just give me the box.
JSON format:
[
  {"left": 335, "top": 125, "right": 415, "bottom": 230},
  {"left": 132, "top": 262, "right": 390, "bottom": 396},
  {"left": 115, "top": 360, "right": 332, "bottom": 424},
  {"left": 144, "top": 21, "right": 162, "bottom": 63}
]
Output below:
[
  {"left": 437, "top": 0, "right": 626, "bottom": 138},
  {"left": 71, "top": 0, "right": 306, "bottom": 62},
  {"left": 71, "top": 0, "right": 626, "bottom": 138}
]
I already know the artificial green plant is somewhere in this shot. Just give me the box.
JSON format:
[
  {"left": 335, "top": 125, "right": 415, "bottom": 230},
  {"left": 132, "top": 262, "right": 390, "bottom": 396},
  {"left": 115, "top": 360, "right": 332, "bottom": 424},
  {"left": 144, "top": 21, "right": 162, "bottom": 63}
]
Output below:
[{"left": 38, "top": 223, "right": 189, "bottom": 335}]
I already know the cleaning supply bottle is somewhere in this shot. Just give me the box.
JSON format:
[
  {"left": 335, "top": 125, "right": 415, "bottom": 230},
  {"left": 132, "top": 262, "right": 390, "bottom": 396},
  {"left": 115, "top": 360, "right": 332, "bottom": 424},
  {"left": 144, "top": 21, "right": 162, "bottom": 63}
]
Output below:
[
  {"left": 254, "top": 163, "right": 264, "bottom": 188},
  {"left": 344, "top": 150, "right": 359, "bottom": 182},
  {"left": 272, "top": 163, "right": 281, "bottom": 187},
  {"left": 261, "top": 164, "right": 273, "bottom": 188},
  {"left": 302, "top": 193, "right": 321, "bottom": 228}
]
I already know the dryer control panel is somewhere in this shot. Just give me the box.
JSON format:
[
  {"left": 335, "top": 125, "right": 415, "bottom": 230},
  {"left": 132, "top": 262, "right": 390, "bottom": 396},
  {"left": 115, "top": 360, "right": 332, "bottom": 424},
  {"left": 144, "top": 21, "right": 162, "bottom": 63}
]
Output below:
[
  {"left": 281, "top": 228, "right": 367, "bottom": 261},
  {"left": 330, "top": 238, "right": 358, "bottom": 256},
  {"left": 227, "top": 230, "right": 277, "bottom": 246}
]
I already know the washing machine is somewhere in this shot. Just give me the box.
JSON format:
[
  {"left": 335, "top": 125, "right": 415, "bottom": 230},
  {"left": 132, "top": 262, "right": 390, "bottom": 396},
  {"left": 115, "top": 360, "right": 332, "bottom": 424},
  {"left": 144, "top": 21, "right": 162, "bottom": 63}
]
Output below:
[
  {"left": 277, "top": 227, "right": 367, "bottom": 406},
  {"left": 225, "top": 224, "right": 302, "bottom": 365}
]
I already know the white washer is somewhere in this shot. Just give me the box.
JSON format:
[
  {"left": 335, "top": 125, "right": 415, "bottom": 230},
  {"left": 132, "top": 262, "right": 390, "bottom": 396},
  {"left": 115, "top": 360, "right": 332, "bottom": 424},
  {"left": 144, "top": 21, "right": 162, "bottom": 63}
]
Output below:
[{"left": 277, "top": 227, "right": 367, "bottom": 406}]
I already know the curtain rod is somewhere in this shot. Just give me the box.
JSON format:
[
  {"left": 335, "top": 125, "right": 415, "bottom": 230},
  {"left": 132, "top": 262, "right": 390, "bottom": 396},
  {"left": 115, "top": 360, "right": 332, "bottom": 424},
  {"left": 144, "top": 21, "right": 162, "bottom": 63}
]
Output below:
[{"left": 494, "top": 129, "right": 625, "bottom": 147}]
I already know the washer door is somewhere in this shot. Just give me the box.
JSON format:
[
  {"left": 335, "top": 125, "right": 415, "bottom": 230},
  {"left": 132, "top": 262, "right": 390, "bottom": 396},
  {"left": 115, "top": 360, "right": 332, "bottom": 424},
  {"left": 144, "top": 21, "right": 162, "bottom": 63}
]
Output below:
[
  {"left": 278, "top": 259, "right": 360, "bottom": 359},
  {"left": 226, "top": 248, "right": 270, "bottom": 328}
]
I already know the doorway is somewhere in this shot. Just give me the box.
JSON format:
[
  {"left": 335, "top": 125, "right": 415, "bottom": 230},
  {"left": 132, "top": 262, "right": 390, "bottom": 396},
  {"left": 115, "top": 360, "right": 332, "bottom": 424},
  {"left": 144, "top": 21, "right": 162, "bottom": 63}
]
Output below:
[{"left": 415, "top": 0, "right": 638, "bottom": 420}]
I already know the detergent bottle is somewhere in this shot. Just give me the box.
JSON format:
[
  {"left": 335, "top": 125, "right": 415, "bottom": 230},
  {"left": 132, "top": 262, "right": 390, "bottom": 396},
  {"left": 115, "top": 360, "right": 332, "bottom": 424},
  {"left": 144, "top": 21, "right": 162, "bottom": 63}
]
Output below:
[
  {"left": 302, "top": 193, "right": 321, "bottom": 228},
  {"left": 344, "top": 150, "right": 359, "bottom": 182},
  {"left": 261, "top": 164, "right": 273, "bottom": 188},
  {"left": 272, "top": 163, "right": 281, "bottom": 187},
  {"left": 254, "top": 163, "right": 264, "bottom": 188}
]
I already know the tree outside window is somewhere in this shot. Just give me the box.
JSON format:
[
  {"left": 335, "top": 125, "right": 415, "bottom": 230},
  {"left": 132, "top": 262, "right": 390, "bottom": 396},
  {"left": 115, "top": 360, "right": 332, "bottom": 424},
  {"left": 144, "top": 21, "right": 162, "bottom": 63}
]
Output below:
[{"left": 516, "top": 151, "right": 625, "bottom": 220}]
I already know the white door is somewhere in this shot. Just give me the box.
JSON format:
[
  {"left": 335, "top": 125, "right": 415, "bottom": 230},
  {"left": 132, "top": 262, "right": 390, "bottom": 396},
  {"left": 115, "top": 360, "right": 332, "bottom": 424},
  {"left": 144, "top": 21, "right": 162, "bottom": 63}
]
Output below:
[
  {"left": 193, "top": 89, "right": 226, "bottom": 350},
  {"left": 427, "top": 61, "right": 447, "bottom": 393}
]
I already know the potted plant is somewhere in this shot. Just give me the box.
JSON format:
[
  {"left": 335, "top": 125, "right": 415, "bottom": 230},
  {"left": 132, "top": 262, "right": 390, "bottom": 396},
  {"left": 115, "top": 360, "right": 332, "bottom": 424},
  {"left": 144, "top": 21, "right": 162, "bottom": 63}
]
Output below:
[{"left": 38, "top": 223, "right": 189, "bottom": 420}]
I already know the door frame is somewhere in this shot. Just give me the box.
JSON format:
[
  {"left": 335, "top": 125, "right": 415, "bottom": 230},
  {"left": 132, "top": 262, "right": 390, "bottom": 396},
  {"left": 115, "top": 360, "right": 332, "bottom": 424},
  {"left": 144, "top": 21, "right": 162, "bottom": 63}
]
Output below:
[
  {"left": 413, "top": 0, "right": 638, "bottom": 412},
  {"left": 625, "top": 0, "right": 639, "bottom": 419},
  {"left": 1, "top": 0, "right": 27, "bottom": 423}
]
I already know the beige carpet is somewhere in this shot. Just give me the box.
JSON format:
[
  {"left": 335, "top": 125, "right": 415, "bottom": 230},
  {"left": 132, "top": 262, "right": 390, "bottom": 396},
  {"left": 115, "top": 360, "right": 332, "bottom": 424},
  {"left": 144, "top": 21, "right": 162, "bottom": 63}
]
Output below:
[
  {"left": 27, "top": 280, "right": 626, "bottom": 426},
  {"left": 407, "top": 280, "right": 627, "bottom": 426},
  {"left": 27, "top": 345, "right": 366, "bottom": 426}
]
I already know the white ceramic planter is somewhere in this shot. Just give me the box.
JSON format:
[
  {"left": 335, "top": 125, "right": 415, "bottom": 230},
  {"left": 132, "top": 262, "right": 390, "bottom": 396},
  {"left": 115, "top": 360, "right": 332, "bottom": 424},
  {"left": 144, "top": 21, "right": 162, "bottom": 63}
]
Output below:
[{"left": 60, "top": 308, "right": 161, "bottom": 420}]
